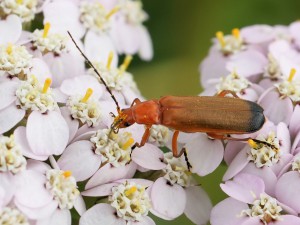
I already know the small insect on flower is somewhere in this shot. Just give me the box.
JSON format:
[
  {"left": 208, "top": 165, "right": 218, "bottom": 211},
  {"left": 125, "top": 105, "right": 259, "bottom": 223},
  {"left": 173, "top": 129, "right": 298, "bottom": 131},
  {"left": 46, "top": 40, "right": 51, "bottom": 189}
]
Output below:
[{"left": 68, "top": 32, "right": 266, "bottom": 169}]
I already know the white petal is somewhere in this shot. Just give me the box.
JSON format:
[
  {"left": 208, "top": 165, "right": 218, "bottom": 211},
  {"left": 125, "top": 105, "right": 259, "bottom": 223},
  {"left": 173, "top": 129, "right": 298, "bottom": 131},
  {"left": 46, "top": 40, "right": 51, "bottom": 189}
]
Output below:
[
  {"left": 138, "top": 26, "right": 153, "bottom": 61},
  {"left": 0, "top": 15, "right": 22, "bottom": 45},
  {"left": 82, "top": 183, "right": 117, "bottom": 197},
  {"left": 31, "top": 58, "right": 53, "bottom": 84},
  {"left": 36, "top": 209, "right": 71, "bottom": 225},
  {"left": 27, "top": 111, "right": 69, "bottom": 156},
  {"left": 79, "top": 203, "right": 126, "bottom": 225},
  {"left": 57, "top": 141, "right": 101, "bottom": 181},
  {"left": 128, "top": 216, "right": 155, "bottom": 225},
  {"left": 0, "top": 81, "right": 18, "bottom": 111},
  {"left": 74, "top": 195, "right": 86, "bottom": 216},
  {"left": 60, "top": 106, "right": 79, "bottom": 142},
  {"left": 0, "top": 104, "right": 25, "bottom": 134}
]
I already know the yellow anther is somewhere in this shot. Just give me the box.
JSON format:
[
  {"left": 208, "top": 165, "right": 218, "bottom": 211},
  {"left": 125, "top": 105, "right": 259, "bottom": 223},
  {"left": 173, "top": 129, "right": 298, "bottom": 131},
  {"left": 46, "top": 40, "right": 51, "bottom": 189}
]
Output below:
[
  {"left": 216, "top": 31, "right": 225, "bottom": 47},
  {"left": 43, "top": 22, "right": 51, "bottom": 38},
  {"left": 42, "top": 78, "right": 52, "bottom": 93},
  {"left": 106, "top": 6, "right": 120, "bottom": 20},
  {"left": 119, "top": 55, "right": 133, "bottom": 74},
  {"left": 248, "top": 139, "right": 259, "bottom": 149},
  {"left": 288, "top": 68, "right": 296, "bottom": 82},
  {"left": 17, "top": 0, "right": 23, "bottom": 4},
  {"left": 232, "top": 28, "right": 240, "bottom": 39},
  {"left": 81, "top": 88, "right": 93, "bottom": 103},
  {"left": 106, "top": 51, "right": 114, "bottom": 69},
  {"left": 122, "top": 137, "right": 134, "bottom": 150},
  {"left": 125, "top": 186, "right": 137, "bottom": 197},
  {"left": 63, "top": 170, "right": 72, "bottom": 178},
  {"left": 6, "top": 152, "right": 14, "bottom": 164},
  {"left": 6, "top": 43, "right": 13, "bottom": 55}
]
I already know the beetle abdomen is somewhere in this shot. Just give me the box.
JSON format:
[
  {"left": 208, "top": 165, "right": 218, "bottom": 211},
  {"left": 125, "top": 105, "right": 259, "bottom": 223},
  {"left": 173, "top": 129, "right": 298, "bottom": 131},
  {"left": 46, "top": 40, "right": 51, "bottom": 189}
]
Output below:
[{"left": 159, "top": 96, "right": 265, "bottom": 134}]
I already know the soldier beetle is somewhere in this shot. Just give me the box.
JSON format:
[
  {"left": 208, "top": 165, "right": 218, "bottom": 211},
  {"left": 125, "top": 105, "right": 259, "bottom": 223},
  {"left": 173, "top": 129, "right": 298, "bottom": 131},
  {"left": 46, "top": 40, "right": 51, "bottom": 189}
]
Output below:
[{"left": 68, "top": 32, "right": 266, "bottom": 168}]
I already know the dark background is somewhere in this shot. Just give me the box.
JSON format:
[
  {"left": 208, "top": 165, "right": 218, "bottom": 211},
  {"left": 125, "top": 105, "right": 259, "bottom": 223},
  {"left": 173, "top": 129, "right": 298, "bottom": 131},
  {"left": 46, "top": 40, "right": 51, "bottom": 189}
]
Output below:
[{"left": 129, "top": 0, "right": 300, "bottom": 224}]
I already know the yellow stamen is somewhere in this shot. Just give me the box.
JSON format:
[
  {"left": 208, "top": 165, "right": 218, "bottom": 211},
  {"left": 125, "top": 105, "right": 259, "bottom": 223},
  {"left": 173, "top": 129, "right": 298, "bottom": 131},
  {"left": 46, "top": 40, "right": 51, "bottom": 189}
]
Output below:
[
  {"left": 232, "top": 28, "right": 240, "bottom": 39},
  {"left": 125, "top": 186, "right": 137, "bottom": 197},
  {"left": 216, "top": 31, "right": 225, "bottom": 47},
  {"left": 6, "top": 43, "right": 13, "bottom": 55},
  {"left": 81, "top": 88, "right": 93, "bottom": 103},
  {"left": 42, "top": 78, "right": 52, "bottom": 93},
  {"left": 106, "top": 51, "right": 114, "bottom": 69},
  {"left": 6, "top": 152, "right": 14, "bottom": 164},
  {"left": 248, "top": 139, "right": 259, "bottom": 149},
  {"left": 43, "top": 22, "right": 51, "bottom": 38},
  {"left": 288, "top": 68, "right": 296, "bottom": 82},
  {"left": 119, "top": 55, "right": 133, "bottom": 74},
  {"left": 17, "top": 0, "right": 23, "bottom": 4},
  {"left": 122, "top": 138, "right": 134, "bottom": 150},
  {"left": 106, "top": 6, "right": 120, "bottom": 20},
  {"left": 63, "top": 170, "right": 72, "bottom": 178}
]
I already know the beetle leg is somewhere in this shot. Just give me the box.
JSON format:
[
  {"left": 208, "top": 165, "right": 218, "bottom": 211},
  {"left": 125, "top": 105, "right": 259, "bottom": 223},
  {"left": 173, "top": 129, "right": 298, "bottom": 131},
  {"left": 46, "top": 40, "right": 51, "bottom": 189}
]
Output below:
[
  {"left": 130, "top": 98, "right": 142, "bottom": 107},
  {"left": 217, "top": 90, "right": 239, "bottom": 98},
  {"left": 132, "top": 125, "right": 152, "bottom": 149},
  {"left": 172, "top": 130, "right": 192, "bottom": 171},
  {"left": 207, "top": 132, "right": 250, "bottom": 141}
]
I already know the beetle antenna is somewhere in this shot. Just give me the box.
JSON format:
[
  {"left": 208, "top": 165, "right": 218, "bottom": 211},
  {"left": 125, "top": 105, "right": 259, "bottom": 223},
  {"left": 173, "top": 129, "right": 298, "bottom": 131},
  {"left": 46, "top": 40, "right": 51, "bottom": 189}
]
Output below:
[{"left": 67, "top": 31, "right": 121, "bottom": 112}]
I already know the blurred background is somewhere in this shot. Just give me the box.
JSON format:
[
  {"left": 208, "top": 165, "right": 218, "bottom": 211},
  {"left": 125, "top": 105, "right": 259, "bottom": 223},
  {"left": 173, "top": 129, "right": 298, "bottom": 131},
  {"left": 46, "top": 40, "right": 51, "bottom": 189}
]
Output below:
[{"left": 130, "top": 0, "right": 300, "bottom": 224}]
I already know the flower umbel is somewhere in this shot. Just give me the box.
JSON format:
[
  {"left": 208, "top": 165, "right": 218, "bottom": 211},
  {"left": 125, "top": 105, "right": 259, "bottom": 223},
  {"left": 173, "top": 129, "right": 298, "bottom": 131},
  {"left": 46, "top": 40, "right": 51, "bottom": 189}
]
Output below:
[
  {"left": 109, "top": 181, "right": 151, "bottom": 221},
  {"left": 216, "top": 71, "right": 250, "bottom": 94},
  {"left": 0, "top": 207, "right": 29, "bottom": 225}
]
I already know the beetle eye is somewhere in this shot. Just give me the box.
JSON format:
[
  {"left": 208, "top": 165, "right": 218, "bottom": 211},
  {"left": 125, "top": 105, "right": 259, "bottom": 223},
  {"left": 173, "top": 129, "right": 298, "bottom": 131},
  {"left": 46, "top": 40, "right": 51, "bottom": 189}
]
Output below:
[{"left": 124, "top": 122, "right": 130, "bottom": 127}]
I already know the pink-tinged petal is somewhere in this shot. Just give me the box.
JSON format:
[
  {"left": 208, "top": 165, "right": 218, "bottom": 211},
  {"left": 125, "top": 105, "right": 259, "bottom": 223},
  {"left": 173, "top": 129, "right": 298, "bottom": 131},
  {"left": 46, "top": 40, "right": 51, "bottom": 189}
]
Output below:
[
  {"left": 0, "top": 173, "right": 16, "bottom": 206},
  {"left": 14, "top": 127, "right": 49, "bottom": 161},
  {"left": 127, "top": 216, "right": 155, "bottom": 225},
  {"left": 277, "top": 122, "right": 291, "bottom": 154},
  {"left": 186, "top": 134, "right": 224, "bottom": 176},
  {"left": 74, "top": 195, "right": 86, "bottom": 216},
  {"left": 85, "top": 163, "right": 137, "bottom": 189},
  {"left": 36, "top": 209, "right": 71, "bottom": 225},
  {"left": 279, "top": 202, "right": 298, "bottom": 216},
  {"left": 270, "top": 215, "right": 300, "bottom": 225},
  {"left": 276, "top": 171, "right": 300, "bottom": 213},
  {"left": 85, "top": 31, "right": 118, "bottom": 67},
  {"left": 79, "top": 203, "right": 126, "bottom": 225},
  {"left": 258, "top": 90, "right": 293, "bottom": 125},
  {"left": 27, "top": 111, "right": 69, "bottom": 156},
  {"left": 116, "top": 179, "right": 153, "bottom": 187},
  {"left": 210, "top": 197, "right": 248, "bottom": 225},
  {"left": 43, "top": 0, "right": 85, "bottom": 39},
  {"left": 0, "top": 81, "right": 18, "bottom": 110},
  {"left": 150, "top": 177, "right": 186, "bottom": 219},
  {"left": 57, "top": 141, "right": 101, "bottom": 181},
  {"left": 14, "top": 170, "right": 53, "bottom": 208},
  {"left": 292, "top": 132, "right": 300, "bottom": 153},
  {"left": 131, "top": 144, "right": 165, "bottom": 170},
  {"left": 223, "top": 147, "right": 248, "bottom": 181},
  {"left": 269, "top": 40, "right": 296, "bottom": 62},
  {"left": 52, "top": 88, "right": 68, "bottom": 103},
  {"left": 242, "top": 163, "right": 277, "bottom": 196},
  {"left": 60, "top": 107, "right": 79, "bottom": 142},
  {"left": 241, "top": 25, "right": 275, "bottom": 44},
  {"left": 184, "top": 186, "right": 212, "bottom": 225},
  {"left": 221, "top": 173, "right": 264, "bottom": 204},
  {"left": 17, "top": 200, "right": 58, "bottom": 220},
  {"left": 200, "top": 50, "right": 229, "bottom": 89},
  {"left": 82, "top": 183, "right": 117, "bottom": 197},
  {"left": 30, "top": 58, "right": 52, "bottom": 83},
  {"left": 226, "top": 50, "right": 267, "bottom": 77},
  {"left": 60, "top": 75, "right": 103, "bottom": 99},
  {"left": 238, "top": 88, "right": 259, "bottom": 102},
  {"left": 0, "top": 104, "right": 25, "bottom": 134},
  {"left": 289, "top": 105, "right": 300, "bottom": 139},
  {"left": 272, "top": 154, "right": 293, "bottom": 177},
  {"left": 290, "top": 21, "right": 300, "bottom": 48},
  {"left": 240, "top": 217, "right": 263, "bottom": 225},
  {"left": 0, "top": 15, "right": 22, "bottom": 45},
  {"left": 138, "top": 25, "right": 153, "bottom": 61},
  {"left": 26, "top": 159, "right": 51, "bottom": 173},
  {"left": 224, "top": 141, "right": 246, "bottom": 165}
]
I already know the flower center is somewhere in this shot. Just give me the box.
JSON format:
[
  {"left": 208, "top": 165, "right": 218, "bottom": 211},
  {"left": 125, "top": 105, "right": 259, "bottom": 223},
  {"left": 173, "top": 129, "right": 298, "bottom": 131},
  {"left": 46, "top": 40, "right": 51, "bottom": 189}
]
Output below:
[
  {"left": 79, "top": 1, "right": 119, "bottom": 33},
  {"left": 16, "top": 76, "right": 58, "bottom": 113},
  {"left": 109, "top": 182, "right": 151, "bottom": 221},
  {"left": 31, "top": 23, "right": 68, "bottom": 55},
  {"left": 0, "top": 135, "right": 26, "bottom": 174},
  {"left": 0, "top": 207, "right": 29, "bottom": 225},
  {"left": 275, "top": 68, "right": 300, "bottom": 103},
  {"left": 0, "top": 0, "right": 38, "bottom": 22},
  {"left": 163, "top": 152, "right": 191, "bottom": 187},
  {"left": 90, "top": 129, "right": 134, "bottom": 167},
  {"left": 120, "top": 0, "right": 148, "bottom": 25},
  {"left": 148, "top": 125, "right": 170, "bottom": 147},
  {"left": 0, "top": 43, "right": 32, "bottom": 76},
  {"left": 66, "top": 88, "right": 102, "bottom": 127},
  {"left": 292, "top": 154, "right": 300, "bottom": 172},
  {"left": 215, "top": 28, "right": 245, "bottom": 55},
  {"left": 216, "top": 71, "right": 250, "bottom": 94},
  {"left": 241, "top": 193, "right": 282, "bottom": 224},
  {"left": 45, "top": 169, "right": 80, "bottom": 210},
  {"left": 247, "top": 133, "right": 281, "bottom": 168}
]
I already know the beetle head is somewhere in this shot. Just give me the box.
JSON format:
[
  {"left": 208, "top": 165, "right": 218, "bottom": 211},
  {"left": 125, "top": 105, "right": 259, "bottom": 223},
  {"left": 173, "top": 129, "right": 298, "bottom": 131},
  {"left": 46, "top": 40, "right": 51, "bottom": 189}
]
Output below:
[{"left": 110, "top": 108, "right": 135, "bottom": 133}]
